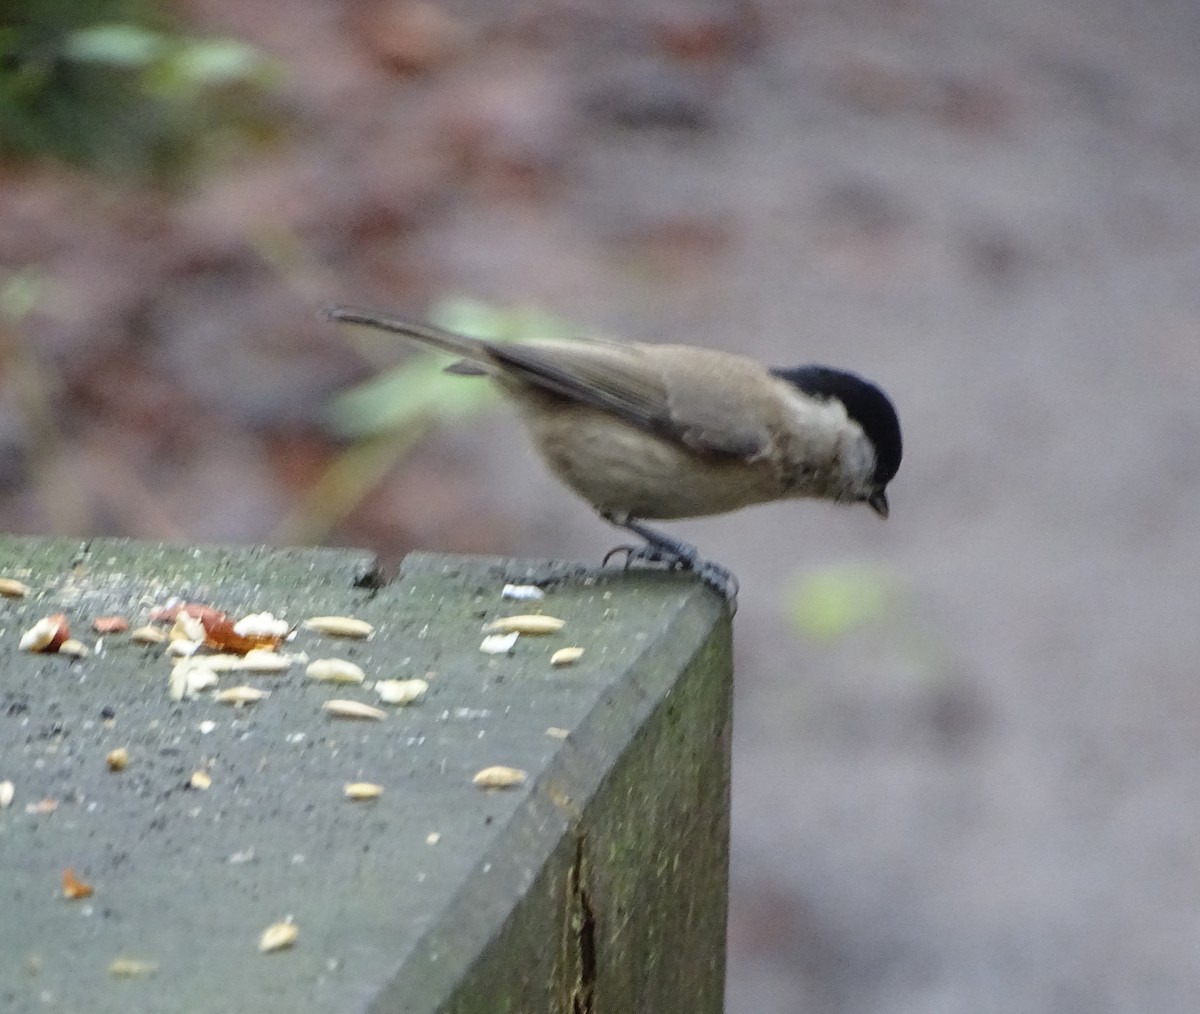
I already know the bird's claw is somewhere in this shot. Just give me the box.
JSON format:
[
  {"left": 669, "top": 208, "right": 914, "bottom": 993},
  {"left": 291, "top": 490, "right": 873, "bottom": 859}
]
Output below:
[
  {"left": 693, "top": 559, "right": 740, "bottom": 605},
  {"left": 603, "top": 542, "right": 689, "bottom": 571},
  {"left": 601, "top": 539, "right": 738, "bottom": 611}
]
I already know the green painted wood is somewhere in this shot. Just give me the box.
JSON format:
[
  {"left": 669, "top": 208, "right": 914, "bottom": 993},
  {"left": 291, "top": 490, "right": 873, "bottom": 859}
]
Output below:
[{"left": 0, "top": 538, "right": 731, "bottom": 1013}]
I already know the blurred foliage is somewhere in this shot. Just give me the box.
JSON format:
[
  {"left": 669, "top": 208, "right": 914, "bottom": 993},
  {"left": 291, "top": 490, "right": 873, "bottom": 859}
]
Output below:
[
  {"left": 278, "top": 297, "right": 578, "bottom": 544},
  {"left": 0, "top": 0, "right": 284, "bottom": 183},
  {"left": 0, "top": 266, "right": 51, "bottom": 322},
  {"left": 788, "top": 563, "right": 897, "bottom": 641},
  {"left": 327, "top": 297, "right": 578, "bottom": 438}
]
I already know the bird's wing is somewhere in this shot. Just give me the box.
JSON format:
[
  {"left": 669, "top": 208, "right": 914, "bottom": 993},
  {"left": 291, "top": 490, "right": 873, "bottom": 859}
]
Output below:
[{"left": 486, "top": 340, "right": 772, "bottom": 459}]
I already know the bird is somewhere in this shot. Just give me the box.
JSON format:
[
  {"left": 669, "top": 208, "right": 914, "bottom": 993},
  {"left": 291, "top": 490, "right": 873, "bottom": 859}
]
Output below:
[{"left": 324, "top": 305, "right": 902, "bottom": 607}]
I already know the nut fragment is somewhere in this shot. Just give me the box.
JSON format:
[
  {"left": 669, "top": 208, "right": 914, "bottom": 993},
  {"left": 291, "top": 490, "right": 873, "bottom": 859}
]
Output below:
[
  {"left": 550, "top": 646, "right": 585, "bottom": 667},
  {"left": 425, "top": 831, "right": 441, "bottom": 846},
  {"left": 0, "top": 780, "right": 13, "bottom": 808},
  {"left": 25, "top": 797, "right": 57, "bottom": 815},
  {"left": 191, "top": 654, "right": 244, "bottom": 672},
  {"left": 170, "top": 610, "right": 207, "bottom": 644},
  {"left": 303, "top": 615, "right": 374, "bottom": 639},
  {"left": 322, "top": 699, "right": 387, "bottom": 721},
  {"left": 92, "top": 616, "right": 129, "bottom": 634},
  {"left": 258, "top": 920, "right": 299, "bottom": 953},
  {"left": 501, "top": 583, "right": 545, "bottom": 601},
  {"left": 189, "top": 770, "right": 212, "bottom": 790},
  {"left": 237, "top": 649, "right": 293, "bottom": 673},
  {"left": 472, "top": 765, "right": 528, "bottom": 789},
  {"left": 215, "top": 685, "right": 269, "bottom": 705},
  {"left": 0, "top": 577, "right": 30, "bottom": 598},
  {"left": 306, "top": 658, "right": 365, "bottom": 684},
  {"left": 484, "top": 614, "right": 565, "bottom": 635},
  {"left": 480, "top": 631, "right": 519, "bottom": 655},
  {"left": 169, "top": 660, "right": 219, "bottom": 701},
  {"left": 108, "top": 958, "right": 158, "bottom": 978},
  {"left": 233, "top": 612, "right": 290, "bottom": 641},
  {"left": 129, "top": 624, "right": 167, "bottom": 645},
  {"left": 62, "top": 868, "right": 94, "bottom": 900},
  {"left": 545, "top": 727, "right": 570, "bottom": 740},
  {"left": 106, "top": 747, "right": 129, "bottom": 772},
  {"left": 374, "top": 678, "right": 428, "bottom": 706},
  {"left": 344, "top": 782, "right": 384, "bottom": 800},
  {"left": 181, "top": 604, "right": 282, "bottom": 654},
  {"left": 58, "top": 638, "right": 90, "bottom": 658},
  {"left": 165, "top": 638, "right": 200, "bottom": 657},
  {"left": 19, "top": 613, "right": 69, "bottom": 653}
]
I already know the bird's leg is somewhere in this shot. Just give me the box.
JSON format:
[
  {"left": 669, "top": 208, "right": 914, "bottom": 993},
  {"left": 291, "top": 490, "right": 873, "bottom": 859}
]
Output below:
[{"left": 601, "top": 514, "right": 740, "bottom": 606}]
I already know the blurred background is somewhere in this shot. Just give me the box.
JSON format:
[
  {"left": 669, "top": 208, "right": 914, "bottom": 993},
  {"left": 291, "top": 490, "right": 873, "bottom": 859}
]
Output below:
[{"left": 3, "top": 0, "right": 1200, "bottom": 1010}]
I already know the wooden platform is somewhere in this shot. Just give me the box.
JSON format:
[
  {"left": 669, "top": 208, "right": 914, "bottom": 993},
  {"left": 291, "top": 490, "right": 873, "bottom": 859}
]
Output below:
[{"left": 0, "top": 538, "right": 732, "bottom": 1013}]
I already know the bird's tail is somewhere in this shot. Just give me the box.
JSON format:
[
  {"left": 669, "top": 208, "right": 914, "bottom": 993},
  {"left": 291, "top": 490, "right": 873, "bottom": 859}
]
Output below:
[{"left": 322, "top": 305, "right": 491, "bottom": 362}]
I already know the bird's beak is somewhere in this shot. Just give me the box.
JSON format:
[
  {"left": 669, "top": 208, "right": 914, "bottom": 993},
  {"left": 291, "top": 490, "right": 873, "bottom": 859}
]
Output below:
[{"left": 867, "top": 490, "right": 889, "bottom": 519}]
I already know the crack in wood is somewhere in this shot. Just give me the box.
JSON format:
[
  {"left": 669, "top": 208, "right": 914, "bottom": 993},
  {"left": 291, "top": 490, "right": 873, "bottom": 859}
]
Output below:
[{"left": 570, "top": 833, "right": 597, "bottom": 1014}]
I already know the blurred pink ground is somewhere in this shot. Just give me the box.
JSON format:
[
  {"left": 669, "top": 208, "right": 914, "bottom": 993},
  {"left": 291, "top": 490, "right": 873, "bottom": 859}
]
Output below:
[{"left": 3, "top": 1, "right": 1200, "bottom": 1010}]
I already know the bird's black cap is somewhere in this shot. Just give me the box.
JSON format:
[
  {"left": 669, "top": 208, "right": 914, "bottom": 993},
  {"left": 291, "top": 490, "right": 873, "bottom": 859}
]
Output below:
[{"left": 771, "top": 365, "right": 903, "bottom": 487}]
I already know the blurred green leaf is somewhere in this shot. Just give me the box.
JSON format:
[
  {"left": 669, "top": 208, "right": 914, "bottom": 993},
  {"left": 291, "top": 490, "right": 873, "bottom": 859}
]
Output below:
[
  {"left": 63, "top": 23, "right": 163, "bottom": 67},
  {"left": 433, "top": 297, "right": 576, "bottom": 342},
  {"left": 0, "top": 268, "right": 50, "bottom": 322},
  {"left": 327, "top": 298, "right": 577, "bottom": 438},
  {"left": 0, "top": 3, "right": 284, "bottom": 182},
  {"left": 171, "top": 38, "right": 274, "bottom": 86},
  {"left": 788, "top": 563, "right": 896, "bottom": 641},
  {"left": 327, "top": 356, "right": 497, "bottom": 437},
  {"left": 293, "top": 298, "right": 576, "bottom": 543}
]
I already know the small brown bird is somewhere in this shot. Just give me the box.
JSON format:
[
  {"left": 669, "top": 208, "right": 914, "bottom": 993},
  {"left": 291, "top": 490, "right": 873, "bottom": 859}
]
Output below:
[{"left": 325, "top": 306, "right": 902, "bottom": 604}]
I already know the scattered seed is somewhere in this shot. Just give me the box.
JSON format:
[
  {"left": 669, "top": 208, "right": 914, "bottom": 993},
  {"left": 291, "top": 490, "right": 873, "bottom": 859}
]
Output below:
[
  {"left": 165, "top": 638, "right": 201, "bottom": 657},
  {"left": 303, "top": 615, "right": 374, "bottom": 639},
  {"left": 551, "top": 646, "right": 585, "bottom": 667},
  {"left": 170, "top": 610, "right": 207, "bottom": 644},
  {"left": 62, "top": 868, "right": 94, "bottom": 900},
  {"left": 0, "top": 780, "right": 13, "bottom": 808},
  {"left": 425, "top": 831, "right": 441, "bottom": 845},
  {"left": 169, "top": 660, "right": 218, "bottom": 701},
  {"left": 165, "top": 605, "right": 276, "bottom": 653},
  {"left": 545, "top": 727, "right": 570, "bottom": 740},
  {"left": 344, "top": 782, "right": 384, "bottom": 801},
  {"left": 480, "top": 631, "right": 519, "bottom": 655},
  {"left": 215, "top": 685, "right": 269, "bottom": 705},
  {"left": 189, "top": 770, "right": 212, "bottom": 790},
  {"left": 191, "top": 654, "right": 238, "bottom": 672},
  {"left": 322, "top": 700, "right": 386, "bottom": 721},
  {"left": 108, "top": 958, "right": 158, "bottom": 978},
  {"left": 59, "top": 638, "right": 90, "bottom": 658},
  {"left": 306, "top": 658, "right": 365, "bottom": 684},
  {"left": 484, "top": 614, "right": 566, "bottom": 635},
  {"left": 25, "top": 797, "right": 57, "bottom": 815},
  {"left": 472, "top": 765, "right": 528, "bottom": 789},
  {"left": 237, "top": 649, "right": 293, "bottom": 674},
  {"left": 198, "top": 720, "right": 217, "bottom": 735},
  {"left": 129, "top": 625, "right": 167, "bottom": 645},
  {"left": 148, "top": 599, "right": 183, "bottom": 622},
  {"left": 0, "top": 577, "right": 30, "bottom": 598},
  {"left": 375, "top": 678, "right": 428, "bottom": 706},
  {"left": 233, "top": 612, "right": 290, "bottom": 640},
  {"left": 501, "top": 583, "right": 545, "bottom": 602},
  {"left": 106, "top": 747, "right": 129, "bottom": 772},
  {"left": 92, "top": 616, "right": 129, "bottom": 634},
  {"left": 19, "top": 613, "right": 68, "bottom": 653},
  {"left": 258, "top": 920, "right": 298, "bottom": 953}
]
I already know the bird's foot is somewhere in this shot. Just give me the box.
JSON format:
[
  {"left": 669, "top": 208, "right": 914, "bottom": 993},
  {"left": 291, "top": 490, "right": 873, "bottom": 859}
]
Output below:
[
  {"left": 601, "top": 519, "right": 739, "bottom": 610},
  {"left": 602, "top": 542, "right": 689, "bottom": 570}
]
